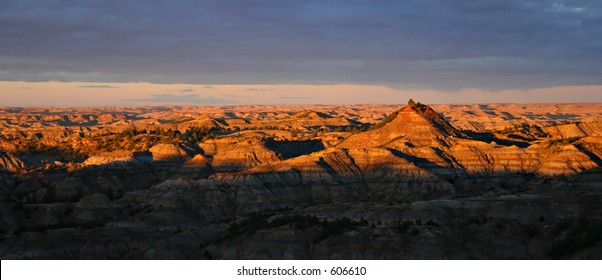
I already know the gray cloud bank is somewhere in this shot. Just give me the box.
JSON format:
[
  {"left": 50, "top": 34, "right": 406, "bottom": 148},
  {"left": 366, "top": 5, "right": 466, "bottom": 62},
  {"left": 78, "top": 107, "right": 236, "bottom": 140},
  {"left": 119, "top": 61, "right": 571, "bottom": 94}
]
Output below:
[
  {"left": 1, "top": 0, "right": 601, "bottom": 90},
  {"left": 127, "top": 93, "right": 235, "bottom": 104},
  {"left": 78, "top": 85, "right": 119, "bottom": 88}
]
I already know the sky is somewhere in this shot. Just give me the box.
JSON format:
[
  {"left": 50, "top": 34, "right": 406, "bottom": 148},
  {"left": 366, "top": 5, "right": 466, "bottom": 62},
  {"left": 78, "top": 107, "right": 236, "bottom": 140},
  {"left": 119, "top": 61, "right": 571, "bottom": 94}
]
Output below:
[{"left": 1, "top": 0, "right": 601, "bottom": 106}]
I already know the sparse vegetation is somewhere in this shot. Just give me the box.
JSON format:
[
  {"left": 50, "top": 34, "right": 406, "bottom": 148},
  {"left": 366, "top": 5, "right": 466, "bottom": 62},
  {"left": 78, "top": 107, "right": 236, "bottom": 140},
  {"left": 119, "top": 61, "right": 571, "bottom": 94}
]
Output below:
[
  {"left": 394, "top": 220, "right": 414, "bottom": 233},
  {"left": 408, "top": 98, "right": 425, "bottom": 109},
  {"left": 217, "top": 212, "right": 364, "bottom": 245},
  {"left": 312, "top": 217, "right": 363, "bottom": 244},
  {"left": 548, "top": 222, "right": 602, "bottom": 259},
  {"left": 370, "top": 109, "right": 401, "bottom": 130},
  {"left": 547, "top": 136, "right": 582, "bottom": 145},
  {"left": 468, "top": 216, "right": 488, "bottom": 225},
  {"left": 523, "top": 224, "right": 539, "bottom": 238}
]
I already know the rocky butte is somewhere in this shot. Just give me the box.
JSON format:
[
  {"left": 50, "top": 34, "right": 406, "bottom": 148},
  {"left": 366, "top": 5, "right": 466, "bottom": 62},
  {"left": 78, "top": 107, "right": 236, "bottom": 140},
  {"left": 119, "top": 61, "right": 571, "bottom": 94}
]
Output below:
[{"left": 0, "top": 101, "right": 601, "bottom": 259}]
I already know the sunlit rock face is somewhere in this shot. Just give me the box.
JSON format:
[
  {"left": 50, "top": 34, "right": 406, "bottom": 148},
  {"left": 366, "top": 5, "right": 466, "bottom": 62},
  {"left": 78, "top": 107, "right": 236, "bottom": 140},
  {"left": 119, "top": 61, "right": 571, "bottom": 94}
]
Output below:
[{"left": 0, "top": 103, "right": 601, "bottom": 259}]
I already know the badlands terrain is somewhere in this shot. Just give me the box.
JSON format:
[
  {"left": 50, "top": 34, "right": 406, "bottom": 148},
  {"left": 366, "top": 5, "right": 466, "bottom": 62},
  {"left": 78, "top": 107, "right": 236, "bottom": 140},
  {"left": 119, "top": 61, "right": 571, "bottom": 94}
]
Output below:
[{"left": 1, "top": 102, "right": 601, "bottom": 259}]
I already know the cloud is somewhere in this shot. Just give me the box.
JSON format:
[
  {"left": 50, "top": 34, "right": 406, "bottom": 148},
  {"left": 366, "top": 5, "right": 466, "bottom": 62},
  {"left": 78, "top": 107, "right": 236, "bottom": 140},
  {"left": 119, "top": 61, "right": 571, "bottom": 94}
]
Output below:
[
  {"left": 246, "top": 88, "right": 272, "bottom": 91},
  {"left": 78, "top": 85, "right": 119, "bottom": 88},
  {"left": 126, "top": 93, "right": 236, "bottom": 104},
  {"left": 0, "top": 1, "right": 601, "bottom": 91},
  {"left": 280, "top": 96, "right": 313, "bottom": 100}
]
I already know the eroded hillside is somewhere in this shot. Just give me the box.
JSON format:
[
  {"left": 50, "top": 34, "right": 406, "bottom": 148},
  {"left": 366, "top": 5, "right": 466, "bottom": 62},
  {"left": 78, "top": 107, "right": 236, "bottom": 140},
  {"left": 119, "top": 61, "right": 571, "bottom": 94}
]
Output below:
[{"left": 1, "top": 102, "right": 601, "bottom": 259}]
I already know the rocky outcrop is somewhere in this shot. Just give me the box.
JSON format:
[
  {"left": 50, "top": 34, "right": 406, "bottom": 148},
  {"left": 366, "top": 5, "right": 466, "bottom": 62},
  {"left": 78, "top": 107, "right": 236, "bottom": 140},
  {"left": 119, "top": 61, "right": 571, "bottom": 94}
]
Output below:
[
  {"left": 149, "top": 144, "right": 189, "bottom": 161},
  {"left": 200, "top": 139, "right": 281, "bottom": 173},
  {"left": 204, "top": 147, "right": 454, "bottom": 207},
  {"left": 54, "top": 177, "right": 85, "bottom": 202},
  {"left": 0, "top": 150, "right": 24, "bottom": 172},
  {"left": 535, "top": 144, "right": 598, "bottom": 175},
  {"left": 82, "top": 155, "right": 134, "bottom": 166},
  {"left": 77, "top": 194, "right": 111, "bottom": 208},
  {"left": 340, "top": 105, "right": 462, "bottom": 149},
  {"left": 338, "top": 104, "right": 601, "bottom": 177},
  {"left": 544, "top": 121, "right": 602, "bottom": 138}
]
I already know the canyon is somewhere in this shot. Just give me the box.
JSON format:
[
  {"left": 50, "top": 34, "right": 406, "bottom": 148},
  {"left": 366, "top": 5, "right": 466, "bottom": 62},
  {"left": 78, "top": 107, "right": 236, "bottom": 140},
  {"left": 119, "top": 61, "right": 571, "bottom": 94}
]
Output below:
[{"left": 0, "top": 102, "right": 601, "bottom": 259}]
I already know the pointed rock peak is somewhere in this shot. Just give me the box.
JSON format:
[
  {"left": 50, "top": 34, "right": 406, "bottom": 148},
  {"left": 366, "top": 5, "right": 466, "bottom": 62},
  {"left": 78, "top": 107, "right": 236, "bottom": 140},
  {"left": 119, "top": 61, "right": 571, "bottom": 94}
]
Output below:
[
  {"left": 339, "top": 101, "right": 462, "bottom": 149},
  {"left": 371, "top": 101, "right": 455, "bottom": 132},
  {"left": 391, "top": 102, "right": 460, "bottom": 137},
  {"left": 402, "top": 100, "right": 437, "bottom": 115},
  {"left": 402, "top": 105, "right": 417, "bottom": 113}
]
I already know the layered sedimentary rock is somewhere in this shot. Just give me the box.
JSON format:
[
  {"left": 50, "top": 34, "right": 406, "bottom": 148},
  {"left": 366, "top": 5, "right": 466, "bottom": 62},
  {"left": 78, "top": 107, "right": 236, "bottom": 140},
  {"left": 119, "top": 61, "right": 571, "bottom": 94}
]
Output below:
[
  {"left": 1, "top": 103, "right": 601, "bottom": 260},
  {"left": 149, "top": 144, "right": 190, "bottom": 161},
  {"left": 200, "top": 139, "right": 281, "bottom": 173},
  {"left": 0, "top": 150, "right": 24, "bottom": 172},
  {"left": 543, "top": 121, "right": 602, "bottom": 138},
  {"left": 340, "top": 105, "right": 462, "bottom": 149},
  {"left": 82, "top": 154, "right": 134, "bottom": 166},
  {"left": 340, "top": 104, "right": 600, "bottom": 177}
]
